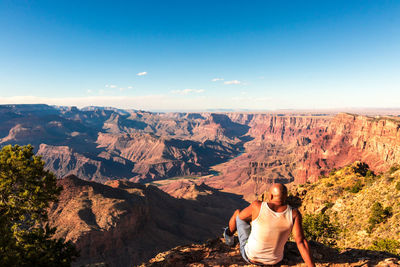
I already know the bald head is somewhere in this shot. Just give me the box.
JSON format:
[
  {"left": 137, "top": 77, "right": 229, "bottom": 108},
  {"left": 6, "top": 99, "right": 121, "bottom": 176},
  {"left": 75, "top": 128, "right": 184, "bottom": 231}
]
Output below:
[{"left": 269, "top": 183, "right": 288, "bottom": 203}]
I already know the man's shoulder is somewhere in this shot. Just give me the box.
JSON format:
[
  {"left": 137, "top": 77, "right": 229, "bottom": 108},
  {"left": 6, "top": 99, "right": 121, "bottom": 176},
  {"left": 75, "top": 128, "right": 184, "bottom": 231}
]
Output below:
[
  {"left": 250, "top": 200, "right": 263, "bottom": 221},
  {"left": 251, "top": 200, "right": 262, "bottom": 209},
  {"left": 291, "top": 207, "right": 301, "bottom": 219}
]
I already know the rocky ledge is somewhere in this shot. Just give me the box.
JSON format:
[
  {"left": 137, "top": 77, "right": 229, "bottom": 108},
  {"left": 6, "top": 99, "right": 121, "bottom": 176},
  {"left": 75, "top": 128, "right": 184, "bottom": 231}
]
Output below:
[{"left": 140, "top": 238, "right": 400, "bottom": 266}]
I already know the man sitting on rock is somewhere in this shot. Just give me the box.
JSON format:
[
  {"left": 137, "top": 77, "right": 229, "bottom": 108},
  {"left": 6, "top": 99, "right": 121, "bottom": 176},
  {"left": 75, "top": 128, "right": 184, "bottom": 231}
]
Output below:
[{"left": 223, "top": 183, "right": 315, "bottom": 266}]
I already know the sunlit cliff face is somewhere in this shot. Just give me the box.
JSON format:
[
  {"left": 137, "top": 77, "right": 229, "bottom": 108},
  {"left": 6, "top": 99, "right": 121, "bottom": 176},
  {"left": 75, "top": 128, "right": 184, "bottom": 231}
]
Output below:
[
  {"left": 1, "top": 105, "right": 399, "bottom": 202},
  {"left": 207, "top": 113, "right": 400, "bottom": 201}
]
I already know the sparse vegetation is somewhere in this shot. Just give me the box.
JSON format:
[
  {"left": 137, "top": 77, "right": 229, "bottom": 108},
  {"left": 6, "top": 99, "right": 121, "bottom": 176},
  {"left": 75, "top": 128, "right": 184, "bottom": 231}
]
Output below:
[
  {"left": 368, "top": 239, "right": 400, "bottom": 255},
  {"left": 286, "top": 193, "right": 302, "bottom": 208},
  {"left": 396, "top": 182, "right": 400, "bottom": 191},
  {"left": 324, "top": 202, "right": 334, "bottom": 209},
  {"left": 345, "top": 180, "right": 363, "bottom": 193},
  {"left": 367, "top": 202, "right": 393, "bottom": 233},
  {"left": 386, "top": 176, "right": 394, "bottom": 183},
  {"left": 389, "top": 164, "right": 400, "bottom": 174},
  {"left": 365, "top": 170, "right": 375, "bottom": 178},
  {"left": 291, "top": 161, "right": 400, "bottom": 254},
  {"left": 365, "top": 171, "right": 377, "bottom": 186},
  {"left": 303, "top": 212, "right": 339, "bottom": 247},
  {"left": 351, "top": 162, "right": 370, "bottom": 176},
  {"left": 329, "top": 168, "right": 337, "bottom": 176}
]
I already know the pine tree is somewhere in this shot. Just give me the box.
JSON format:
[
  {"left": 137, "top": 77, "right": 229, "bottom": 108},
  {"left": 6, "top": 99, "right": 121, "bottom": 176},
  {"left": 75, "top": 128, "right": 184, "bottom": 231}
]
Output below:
[{"left": 0, "top": 144, "right": 78, "bottom": 267}]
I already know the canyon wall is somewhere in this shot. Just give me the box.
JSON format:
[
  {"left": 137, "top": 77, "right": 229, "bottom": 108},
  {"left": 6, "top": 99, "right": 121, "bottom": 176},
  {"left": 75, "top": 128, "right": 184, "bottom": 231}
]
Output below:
[
  {"left": 1, "top": 105, "right": 399, "bottom": 198},
  {"left": 206, "top": 113, "right": 400, "bottom": 200},
  {"left": 0, "top": 105, "right": 244, "bottom": 182}
]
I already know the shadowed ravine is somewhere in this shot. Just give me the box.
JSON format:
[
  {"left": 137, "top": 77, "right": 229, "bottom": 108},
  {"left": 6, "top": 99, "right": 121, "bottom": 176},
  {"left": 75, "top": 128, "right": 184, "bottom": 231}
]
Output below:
[{"left": 49, "top": 175, "right": 248, "bottom": 266}]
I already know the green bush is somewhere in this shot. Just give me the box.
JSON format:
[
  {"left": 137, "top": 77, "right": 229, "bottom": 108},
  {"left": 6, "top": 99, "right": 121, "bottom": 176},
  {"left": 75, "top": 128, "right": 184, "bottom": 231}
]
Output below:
[
  {"left": 396, "top": 182, "right": 400, "bottom": 191},
  {"left": 324, "top": 202, "right": 334, "bottom": 209},
  {"left": 365, "top": 171, "right": 377, "bottom": 186},
  {"left": 351, "top": 162, "right": 370, "bottom": 176},
  {"left": 0, "top": 145, "right": 78, "bottom": 266},
  {"left": 346, "top": 180, "right": 363, "bottom": 193},
  {"left": 365, "top": 170, "right": 375, "bottom": 178},
  {"left": 367, "top": 202, "right": 393, "bottom": 233},
  {"left": 335, "top": 186, "right": 344, "bottom": 195},
  {"left": 344, "top": 180, "right": 363, "bottom": 193},
  {"left": 368, "top": 239, "right": 400, "bottom": 255},
  {"left": 389, "top": 164, "right": 400, "bottom": 174},
  {"left": 287, "top": 194, "right": 302, "bottom": 209},
  {"left": 386, "top": 176, "right": 394, "bottom": 183},
  {"left": 303, "top": 212, "right": 339, "bottom": 247}
]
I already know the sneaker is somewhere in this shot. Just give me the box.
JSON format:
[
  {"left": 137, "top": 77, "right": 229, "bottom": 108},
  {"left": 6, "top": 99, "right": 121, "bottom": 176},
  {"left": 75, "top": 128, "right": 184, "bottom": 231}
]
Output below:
[{"left": 223, "top": 227, "right": 234, "bottom": 246}]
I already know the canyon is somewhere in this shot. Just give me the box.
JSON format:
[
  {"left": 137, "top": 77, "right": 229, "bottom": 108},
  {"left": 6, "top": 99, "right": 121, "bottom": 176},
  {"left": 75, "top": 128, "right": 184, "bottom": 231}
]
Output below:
[
  {"left": 1, "top": 104, "right": 400, "bottom": 265},
  {"left": 1, "top": 104, "right": 399, "bottom": 201}
]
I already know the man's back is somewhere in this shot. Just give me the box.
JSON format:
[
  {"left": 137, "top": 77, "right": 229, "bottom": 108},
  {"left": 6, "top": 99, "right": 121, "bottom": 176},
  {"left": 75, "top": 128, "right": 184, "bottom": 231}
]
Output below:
[
  {"left": 224, "top": 183, "right": 315, "bottom": 266},
  {"left": 245, "top": 202, "right": 293, "bottom": 264}
]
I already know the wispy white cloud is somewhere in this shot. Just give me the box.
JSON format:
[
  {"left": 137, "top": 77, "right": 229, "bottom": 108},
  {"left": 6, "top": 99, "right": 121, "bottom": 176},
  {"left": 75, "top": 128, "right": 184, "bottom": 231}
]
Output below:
[
  {"left": 211, "top": 78, "right": 224, "bottom": 82},
  {"left": 87, "top": 89, "right": 93, "bottom": 94},
  {"left": 105, "top": 85, "right": 133, "bottom": 91},
  {"left": 231, "top": 95, "right": 271, "bottom": 102},
  {"left": 137, "top": 71, "right": 147, "bottom": 76},
  {"left": 224, "top": 80, "right": 241, "bottom": 85},
  {"left": 171, "top": 89, "right": 205, "bottom": 95}
]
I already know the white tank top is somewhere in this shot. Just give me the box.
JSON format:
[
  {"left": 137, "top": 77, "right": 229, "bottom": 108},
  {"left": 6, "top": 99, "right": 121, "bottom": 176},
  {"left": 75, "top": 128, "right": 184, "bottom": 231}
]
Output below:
[{"left": 245, "top": 202, "right": 293, "bottom": 264}]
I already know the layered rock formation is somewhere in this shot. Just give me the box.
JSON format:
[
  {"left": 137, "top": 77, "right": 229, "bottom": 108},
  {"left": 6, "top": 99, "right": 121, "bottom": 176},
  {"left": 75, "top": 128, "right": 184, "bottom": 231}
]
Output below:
[
  {"left": 206, "top": 113, "right": 400, "bottom": 201},
  {"left": 49, "top": 175, "right": 247, "bottom": 266},
  {"left": 0, "top": 105, "right": 244, "bottom": 182},
  {"left": 1, "top": 105, "right": 400, "bottom": 200},
  {"left": 96, "top": 132, "right": 238, "bottom": 182}
]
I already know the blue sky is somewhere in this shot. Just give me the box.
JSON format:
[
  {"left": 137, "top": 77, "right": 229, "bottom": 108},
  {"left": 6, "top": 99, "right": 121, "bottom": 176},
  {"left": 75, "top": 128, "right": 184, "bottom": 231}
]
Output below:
[{"left": 0, "top": 0, "right": 399, "bottom": 111}]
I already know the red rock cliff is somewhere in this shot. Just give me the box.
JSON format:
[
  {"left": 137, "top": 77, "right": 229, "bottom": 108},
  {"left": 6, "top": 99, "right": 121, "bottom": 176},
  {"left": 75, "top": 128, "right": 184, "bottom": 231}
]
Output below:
[{"left": 208, "top": 113, "right": 400, "bottom": 201}]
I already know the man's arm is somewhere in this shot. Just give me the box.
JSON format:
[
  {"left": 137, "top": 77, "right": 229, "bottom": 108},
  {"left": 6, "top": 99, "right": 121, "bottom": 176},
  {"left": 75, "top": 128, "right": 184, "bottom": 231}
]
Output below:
[{"left": 292, "top": 209, "right": 315, "bottom": 267}]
